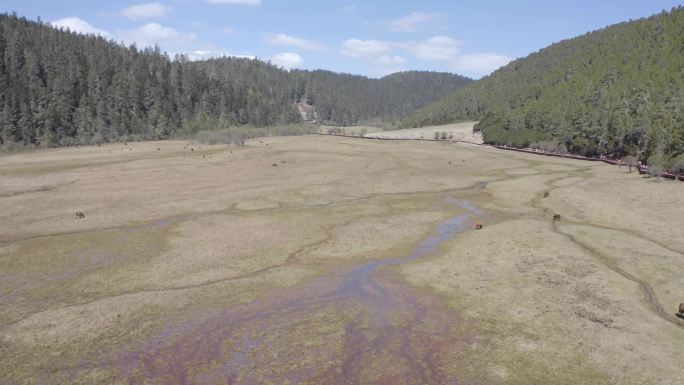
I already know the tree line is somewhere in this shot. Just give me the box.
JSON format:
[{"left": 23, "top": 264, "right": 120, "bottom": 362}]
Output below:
[
  {"left": 0, "top": 13, "right": 472, "bottom": 148},
  {"left": 402, "top": 7, "right": 684, "bottom": 169}
]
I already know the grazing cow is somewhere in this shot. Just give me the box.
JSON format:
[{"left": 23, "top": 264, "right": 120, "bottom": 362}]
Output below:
[
  {"left": 474, "top": 221, "right": 483, "bottom": 230},
  {"left": 272, "top": 163, "right": 278, "bottom": 167},
  {"left": 553, "top": 214, "right": 561, "bottom": 222},
  {"left": 75, "top": 212, "right": 85, "bottom": 219},
  {"left": 679, "top": 302, "right": 684, "bottom": 315},
  {"left": 543, "top": 191, "right": 550, "bottom": 198}
]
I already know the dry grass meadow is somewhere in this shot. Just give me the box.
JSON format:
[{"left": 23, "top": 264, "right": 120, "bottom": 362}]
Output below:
[
  {"left": 1, "top": 132, "right": 683, "bottom": 384},
  {"left": 364, "top": 121, "right": 484, "bottom": 143}
]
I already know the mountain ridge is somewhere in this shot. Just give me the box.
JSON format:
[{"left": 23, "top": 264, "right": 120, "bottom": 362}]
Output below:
[{"left": 0, "top": 13, "right": 471, "bottom": 147}]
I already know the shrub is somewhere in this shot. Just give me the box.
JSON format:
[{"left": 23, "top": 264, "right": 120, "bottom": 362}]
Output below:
[
  {"left": 0, "top": 140, "right": 32, "bottom": 152},
  {"left": 194, "top": 124, "right": 315, "bottom": 146},
  {"left": 647, "top": 152, "right": 667, "bottom": 177}
]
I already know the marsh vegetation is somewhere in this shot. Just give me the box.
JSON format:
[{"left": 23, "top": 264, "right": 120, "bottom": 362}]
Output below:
[{"left": 1, "top": 133, "right": 682, "bottom": 384}]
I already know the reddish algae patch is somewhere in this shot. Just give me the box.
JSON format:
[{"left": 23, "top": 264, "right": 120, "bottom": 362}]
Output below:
[{"left": 72, "top": 200, "right": 489, "bottom": 384}]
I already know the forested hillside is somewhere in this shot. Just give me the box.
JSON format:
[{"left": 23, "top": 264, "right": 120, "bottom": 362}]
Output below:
[
  {"left": 0, "top": 14, "right": 471, "bottom": 147},
  {"left": 194, "top": 60, "right": 472, "bottom": 127},
  {"left": 402, "top": 7, "right": 684, "bottom": 163}
]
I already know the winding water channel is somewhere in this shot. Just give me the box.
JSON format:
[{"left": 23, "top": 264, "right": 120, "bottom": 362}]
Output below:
[{"left": 93, "top": 198, "right": 484, "bottom": 384}]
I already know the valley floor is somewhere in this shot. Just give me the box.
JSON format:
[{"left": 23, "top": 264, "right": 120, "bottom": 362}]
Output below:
[
  {"left": 364, "top": 121, "right": 483, "bottom": 143},
  {"left": 0, "top": 134, "right": 682, "bottom": 384}
]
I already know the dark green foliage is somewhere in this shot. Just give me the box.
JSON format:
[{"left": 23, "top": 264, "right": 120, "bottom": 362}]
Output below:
[
  {"left": 402, "top": 7, "right": 684, "bottom": 161},
  {"left": 0, "top": 14, "right": 471, "bottom": 148},
  {"left": 289, "top": 70, "right": 471, "bottom": 126}
]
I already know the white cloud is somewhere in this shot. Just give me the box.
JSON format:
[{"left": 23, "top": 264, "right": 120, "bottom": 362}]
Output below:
[
  {"left": 374, "top": 56, "right": 407, "bottom": 77},
  {"left": 375, "top": 55, "right": 407, "bottom": 65},
  {"left": 270, "top": 52, "right": 303, "bottom": 69},
  {"left": 51, "top": 17, "right": 110, "bottom": 37},
  {"left": 189, "top": 50, "right": 217, "bottom": 59},
  {"left": 374, "top": 67, "right": 405, "bottom": 77},
  {"left": 453, "top": 53, "right": 513, "bottom": 77},
  {"left": 406, "top": 35, "right": 462, "bottom": 61},
  {"left": 340, "top": 36, "right": 461, "bottom": 61},
  {"left": 187, "top": 50, "right": 225, "bottom": 60},
  {"left": 343, "top": 5, "right": 357, "bottom": 12},
  {"left": 337, "top": 34, "right": 508, "bottom": 78},
  {"left": 173, "top": 50, "right": 255, "bottom": 61},
  {"left": 264, "top": 33, "right": 326, "bottom": 51},
  {"left": 206, "top": 0, "right": 261, "bottom": 5},
  {"left": 120, "top": 2, "right": 170, "bottom": 20},
  {"left": 120, "top": 23, "right": 197, "bottom": 48},
  {"left": 341, "top": 39, "right": 391, "bottom": 57},
  {"left": 221, "top": 27, "right": 236, "bottom": 34},
  {"left": 389, "top": 12, "right": 441, "bottom": 33}
]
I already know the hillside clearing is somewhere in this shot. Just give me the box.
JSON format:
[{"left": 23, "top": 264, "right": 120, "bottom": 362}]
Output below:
[{"left": 364, "top": 121, "right": 483, "bottom": 143}]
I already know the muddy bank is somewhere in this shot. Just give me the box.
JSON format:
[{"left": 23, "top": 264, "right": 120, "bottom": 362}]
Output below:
[{"left": 70, "top": 199, "right": 488, "bottom": 384}]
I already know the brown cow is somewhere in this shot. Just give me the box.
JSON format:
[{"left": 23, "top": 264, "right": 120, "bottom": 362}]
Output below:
[
  {"left": 679, "top": 302, "right": 684, "bottom": 315},
  {"left": 475, "top": 221, "right": 483, "bottom": 230},
  {"left": 553, "top": 214, "right": 561, "bottom": 222},
  {"left": 543, "top": 191, "right": 550, "bottom": 198},
  {"left": 75, "top": 212, "right": 85, "bottom": 219}
]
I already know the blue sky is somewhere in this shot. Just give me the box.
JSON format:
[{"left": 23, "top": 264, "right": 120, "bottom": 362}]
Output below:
[{"left": 2, "top": 0, "right": 682, "bottom": 78}]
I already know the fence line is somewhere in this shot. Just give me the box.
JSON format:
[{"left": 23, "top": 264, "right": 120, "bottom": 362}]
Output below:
[{"left": 314, "top": 132, "right": 683, "bottom": 181}]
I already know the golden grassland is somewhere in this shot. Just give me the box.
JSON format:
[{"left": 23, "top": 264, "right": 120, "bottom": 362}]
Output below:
[{"left": 0, "top": 134, "right": 682, "bottom": 384}]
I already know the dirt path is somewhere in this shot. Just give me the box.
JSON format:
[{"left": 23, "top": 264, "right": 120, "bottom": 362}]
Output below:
[
  {"left": 529, "top": 169, "right": 684, "bottom": 329},
  {"left": 555, "top": 227, "right": 684, "bottom": 329}
]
